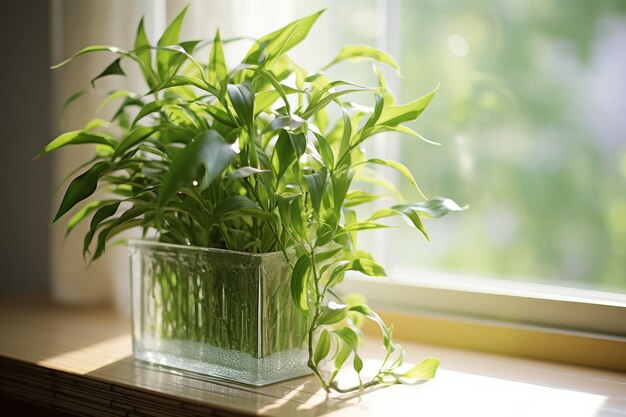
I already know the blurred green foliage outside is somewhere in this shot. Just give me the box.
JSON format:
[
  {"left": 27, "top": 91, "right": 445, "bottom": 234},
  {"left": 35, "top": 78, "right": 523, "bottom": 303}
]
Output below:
[{"left": 295, "top": 0, "right": 626, "bottom": 291}]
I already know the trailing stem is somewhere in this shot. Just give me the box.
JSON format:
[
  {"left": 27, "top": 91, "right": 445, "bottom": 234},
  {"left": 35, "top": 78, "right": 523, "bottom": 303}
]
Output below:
[{"left": 306, "top": 248, "right": 330, "bottom": 394}]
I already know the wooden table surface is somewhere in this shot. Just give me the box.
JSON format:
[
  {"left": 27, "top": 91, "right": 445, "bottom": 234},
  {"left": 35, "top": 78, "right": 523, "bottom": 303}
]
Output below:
[{"left": 0, "top": 298, "right": 624, "bottom": 417}]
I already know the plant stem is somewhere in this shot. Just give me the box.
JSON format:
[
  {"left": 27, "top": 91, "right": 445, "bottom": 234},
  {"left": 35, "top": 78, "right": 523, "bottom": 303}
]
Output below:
[
  {"left": 306, "top": 248, "right": 330, "bottom": 394},
  {"left": 330, "top": 378, "right": 391, "bottom": 394}
]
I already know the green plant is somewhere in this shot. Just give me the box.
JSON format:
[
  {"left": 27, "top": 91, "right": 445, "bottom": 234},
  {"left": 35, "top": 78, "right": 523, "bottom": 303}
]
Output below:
[{"left": 40, "top": 7, "right": 465, "bottom": 394}]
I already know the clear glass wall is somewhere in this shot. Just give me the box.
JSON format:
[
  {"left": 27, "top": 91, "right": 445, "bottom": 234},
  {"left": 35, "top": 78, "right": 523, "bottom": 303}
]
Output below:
[{"left": 129, "top": 240, "right": 309, "bottom": 385}]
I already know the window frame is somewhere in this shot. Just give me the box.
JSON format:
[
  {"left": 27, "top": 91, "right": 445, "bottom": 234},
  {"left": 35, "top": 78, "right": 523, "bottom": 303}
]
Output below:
[
  {"left": 343, "top": 273, "right": 626, "bottom": 337},
  {"left": 346, "top": 0, "right": 626, "bottom": 345}
]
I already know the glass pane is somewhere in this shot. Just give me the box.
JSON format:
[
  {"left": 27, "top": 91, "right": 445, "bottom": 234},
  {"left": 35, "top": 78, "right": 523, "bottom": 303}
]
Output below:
[{"left": 388, "top": 0, "right": 626, "bottom": 292}]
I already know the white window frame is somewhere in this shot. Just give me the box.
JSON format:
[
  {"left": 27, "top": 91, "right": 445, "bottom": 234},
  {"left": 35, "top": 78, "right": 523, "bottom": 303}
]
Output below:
[{"left": 342, "top": 273, "right": 626, "bottom": 337}]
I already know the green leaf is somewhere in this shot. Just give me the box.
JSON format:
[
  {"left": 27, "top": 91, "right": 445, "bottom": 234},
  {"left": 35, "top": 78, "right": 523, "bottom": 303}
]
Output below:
[
  {"left": 354, "top": 167, "right": 404, "bottom": 202},
  {"left": 228, "top": 167, "right": 269, "bottom": 179},
  {"left": 161, "top": 45, "right": 204, "bottom": 85},
  {"left": 179, "top": 39, "right": 201, "bottom": 55},
  {"left": 112, "top": 126, "right": 159, "bottom": 159},
  {"left": 208, "top": 29, "right": 227, "bottom": 87},
  {"left": 323, "top": 45, "right": 400, "bottom": 72},
  {"left": 312, "top": 132, "right": 334, "bottom": 168},
  {"left": 209, "top": 195, "right": 259, "bottom": 223},
  {"left": 224, "top": 127, "right": 243, "bottom": 143},
  {"left": 83, "top": 118, "right": 110, "bottom": 131},
  {"left": 90, "top": 58, "right": 125, "bottom": 87},
  {"left": 227, "top": 82, "right": 255, "bottom": 133},
  {"left": 315, "top": 223, "right": 334, "bottom": 247},
  {"left": 277, "top": 194, "right": 295, "bottom": 228},
  {"left": 353, "top": 353, "right": 364, "bottom": 374},
  {"left": 337, "top": 109, "right": 352, "bottom": 166},
  {"left": 301, "top": 87, "right": 370, "bottom": 120},
  {"left": 331, "top": 169, "right": 355, "bottom": 217},
  {"left": 359, "top": 158, "right": 426, "bottom": 200},
  {"left": 203, "top": 103, "right": 236, "bottom": 126},
  {"left": 341, "top": 221, "right": 391, "bottom": 233},
  {"left": 240, "top": 207, "right": 276, "bottom": 224},
  {"left": 290, "top": 195, "right": 307, "bottom": 240},
  {"left": 227, "top": 64, "right": 292, "bottom": 113},
  {"left": 345, "top": 190, "right": 384, "bottom": 207},
  {"left": 255, "top": 90, "right": 281, "bottom": 115},
  {"left": 151, "top": 74, "right": 217, "bottom": 95},
  {"left": 395, "top": 197, "right": 468, "bottom": 218},
  {"left": 134, "top": 17, "right": 156, "bottom": 88},
  {"left": 137, "top": 144, "right": 170, "bottom": 161},
  {"left": 84, "top": 201, "right": 121, "bottom": 247},
  {"left": 374, "top": 64, "right": 395, "bottom": 105},
  {"left": 291, "top": 254, "right": 311, "bottom": 316},
  {"left": 306, "top": 80, "right": 367, "bottom": 110},
  {"left": 349, "top": 304, "right": 394, "bottom": 351},
  {"left": 61, "top": 91, "right": 85, "bottom": 115},
  {"left": 92, "top": 215, "right": 147, "bottom": 260},
  {"left": 131, "top": 100, "right": 165, "bottom": 126},
  {"left": 370, "top": 207, "right": 429, "bottom": 240},
  {"left": 368, "top": 123, "right": 441, "bottom": 146},
  {"left": 156, "top": 5, "right": 189, "bottom": 78},
  {"left": 378, "top": 84, "right": 439, "bottom": 126},
  {"left": 343, "top": 208, "right": 357, "bottom": 251},
  {"left": 263, "top": 115, "right": 305, "bottom": 133},
  {"left": 333, "top": 343, "right": 352, "bottom": 375},
  {"left": 304, "top": 167, "right": 327, "bottom": 214},
  {"left": 243, "top": 10, "right": 324, "bottom": 67},
  {"left": 51, "top": 45, "right": 127, "bottom": 70},
  {"left": 314, "top": 329, "right": 331, "bottom": 365},
  {"left": 36, "top": 131, "right": 115, "bottom": 158},
  {"left": 66, "top": 200, "right": 115, "bottom": 237},
  {"left": 154, "top": 44, "right": 206, "bottom": 84},
  {"left": 158, "top": 130, "right": 236, "bottom": 208},
  {"left": 314, "top": 245, "right": 342, "bottom": 263},
  {"left": 272, "top": 130, "right": 297, "bottom": 180},
  {"left": 328, "top": 258, "right": 386, "bottom": 286},
  {"left": 288, "top": 132, "right": 306, "bottom": 157},
  {"left": 97, "top": 89, "right": 138, "bottom": 113},
  {"left": 318, "top": 302, "right": 348, "bottom": 325},
  {"left": 52, "top": 161, "right": 110, "bottom": 223},
  {"left": 333, "top": 327, "right": 359, "bottom": 351},
  {"left": 367, "top": 198, "right": 467, "bottom": 240},
  {"left": 361, "top": 93, "right": 384, "bottom": 135},
  {"left": 393, "top": 357, "right": 440, "bottom": 384}
]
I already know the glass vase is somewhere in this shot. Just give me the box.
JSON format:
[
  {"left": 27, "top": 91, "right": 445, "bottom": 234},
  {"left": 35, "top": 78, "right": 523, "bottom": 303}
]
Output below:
[{"left": 128, "top": 240, "right": 309, "bottom": 386}]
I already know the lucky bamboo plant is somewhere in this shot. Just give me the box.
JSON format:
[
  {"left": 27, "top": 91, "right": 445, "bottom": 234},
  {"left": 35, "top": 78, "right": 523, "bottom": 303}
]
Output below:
[{"left": 40, "top": 7, "right": 465, "bottom": 394}]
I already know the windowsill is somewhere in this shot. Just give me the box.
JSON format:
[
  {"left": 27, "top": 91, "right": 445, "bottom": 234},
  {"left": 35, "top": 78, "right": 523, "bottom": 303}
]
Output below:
[
  {"left": 342, "top": 273, "right": 626, "bottom": 372},
  {"left": 343, "top": 273, "right": 626, "bottom": 336},
  {"left": 0, "top": 297, "right": 624, "bottom": 416}
]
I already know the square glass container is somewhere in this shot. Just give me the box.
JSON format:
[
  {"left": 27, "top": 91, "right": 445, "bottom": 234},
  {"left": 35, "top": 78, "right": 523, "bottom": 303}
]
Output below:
[{"left": 128, "top": 240, "right": 309, "bottom": 386}]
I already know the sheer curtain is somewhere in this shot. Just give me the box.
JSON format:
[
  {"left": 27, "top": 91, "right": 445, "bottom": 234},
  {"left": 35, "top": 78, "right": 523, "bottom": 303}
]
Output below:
[{"left": 50, "top": 0, "right": 150, "bottom": 309}]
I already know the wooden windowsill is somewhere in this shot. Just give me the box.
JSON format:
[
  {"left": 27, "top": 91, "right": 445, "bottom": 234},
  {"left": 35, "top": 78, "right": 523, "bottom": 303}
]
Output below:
[{"left": 0, "top": 298, "right": 624, "bottom": 416}]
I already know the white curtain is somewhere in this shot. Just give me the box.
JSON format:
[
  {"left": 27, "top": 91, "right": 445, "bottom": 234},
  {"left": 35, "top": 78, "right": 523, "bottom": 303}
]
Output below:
[{"left": 50, "top": 0, "right": 148, "bottom": 310}]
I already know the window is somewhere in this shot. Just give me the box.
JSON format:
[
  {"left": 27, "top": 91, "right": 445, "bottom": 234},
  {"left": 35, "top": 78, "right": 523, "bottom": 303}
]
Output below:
[
  {"left": 387, "top": 0, "right": 626, "bottom": 294},
  {"left": 292, "top": 0, "right": 626, "bottom": 334},
  {"left": 135, "top": 1, "right": 626, "bottom": 336}
]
